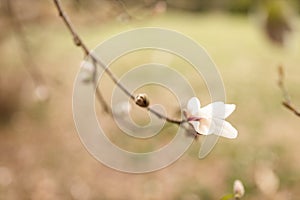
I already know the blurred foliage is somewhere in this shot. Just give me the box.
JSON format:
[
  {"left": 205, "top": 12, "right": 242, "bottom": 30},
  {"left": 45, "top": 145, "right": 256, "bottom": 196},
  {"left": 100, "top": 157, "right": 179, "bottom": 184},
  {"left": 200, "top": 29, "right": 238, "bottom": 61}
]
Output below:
[
  {"left": 263, "top": 0, "right": 292, "bottom": 45},
  {"left": 166, "top": 0, "right": 258, "bottom": 12}
]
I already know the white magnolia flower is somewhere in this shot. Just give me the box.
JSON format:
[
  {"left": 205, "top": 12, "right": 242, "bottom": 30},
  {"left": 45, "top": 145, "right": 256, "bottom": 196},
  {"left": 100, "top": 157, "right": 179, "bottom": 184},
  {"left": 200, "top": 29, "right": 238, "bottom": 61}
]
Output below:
[{"left": 185, "top": 97, "right": 238, "bottom": 139}]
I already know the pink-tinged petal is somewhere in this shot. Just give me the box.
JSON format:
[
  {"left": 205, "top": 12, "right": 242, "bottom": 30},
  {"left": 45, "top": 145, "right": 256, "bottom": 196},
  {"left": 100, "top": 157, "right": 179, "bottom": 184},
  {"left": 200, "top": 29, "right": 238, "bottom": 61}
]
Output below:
[
  {"left": 213, "top": 119, "right": 238, "bottom": 139},
  {"left": 187, "top": 97, "right": 201, "bottom": 116},
  {"left": 199, "top": 118, "right": 214, "bottom": 135},
  {"left": 189, "top": 118, "right": 214, "bottom": 135},
  {"left": 200, "top": 102, "right": 236, "bottom": 119}
]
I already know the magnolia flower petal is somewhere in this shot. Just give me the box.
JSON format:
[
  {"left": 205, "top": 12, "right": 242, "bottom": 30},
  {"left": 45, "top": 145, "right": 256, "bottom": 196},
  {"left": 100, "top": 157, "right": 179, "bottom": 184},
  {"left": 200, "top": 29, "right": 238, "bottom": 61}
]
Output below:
[
  {"left": 200, "top": 102, "right": 236, "bottom": 119},
  {"left": 189, "top": 119, "right": 214, "bottom": 135},
  {"left": 198, "top": 124, "right": 210, "bottom": 135},
  {"left": 189, "top": 121, "right": 202, "bottom": 134},
  {"left": 199, "top": 118, "right": 214, "bottom": 135},
  {"left": 187, "top": 97, "right": 201, "bottom": 116},
  {"left": 213, "top": 119, "right": 238, "bottom": 139},
  {"left": 224, "top": 104, "right": 236, "bottom": 118}
]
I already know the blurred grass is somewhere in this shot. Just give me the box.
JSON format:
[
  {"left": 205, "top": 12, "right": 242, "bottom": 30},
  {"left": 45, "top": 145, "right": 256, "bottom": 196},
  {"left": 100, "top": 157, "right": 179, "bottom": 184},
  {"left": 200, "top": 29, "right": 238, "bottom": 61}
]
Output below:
[{"left": 1, "top": 10, "right": 300, "bottom": 199}]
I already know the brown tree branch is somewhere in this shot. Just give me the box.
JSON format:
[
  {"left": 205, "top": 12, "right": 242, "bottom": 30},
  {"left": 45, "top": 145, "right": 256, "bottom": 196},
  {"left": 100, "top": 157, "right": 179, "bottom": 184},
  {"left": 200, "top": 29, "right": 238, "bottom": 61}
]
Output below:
[
  {"left": 53, "top": 0, "right": 184, "bottom": 124},
  {"left": 278, "top": 65, "right": 300, "bottom": 117}
]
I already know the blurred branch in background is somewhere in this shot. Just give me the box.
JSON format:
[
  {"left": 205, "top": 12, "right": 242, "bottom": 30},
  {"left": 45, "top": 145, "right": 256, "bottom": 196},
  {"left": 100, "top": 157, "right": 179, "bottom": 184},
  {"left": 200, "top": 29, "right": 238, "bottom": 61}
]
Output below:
[
  {"left": 0, "top": 0, "right": 51, "bottom": 125},
  {"left": 69, "top": 0, "right": 165, "bottom": 23},
  {"left": 278, "top": 65, "right": 300, "bottom": 117},
  {"left": 4, "top": 0, "right": 44, "bottom": 85},
  {"left": 4, "top": 0, "right": 49, "bottom": 102},
  {"left": 114, "top": 0, "right": 134, "bottom": 20}
]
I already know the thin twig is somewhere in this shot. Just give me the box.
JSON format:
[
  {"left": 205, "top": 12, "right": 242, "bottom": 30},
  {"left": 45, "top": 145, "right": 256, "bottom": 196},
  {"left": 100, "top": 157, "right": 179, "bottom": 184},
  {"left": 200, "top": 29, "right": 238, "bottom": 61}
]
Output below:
[
  {"left": 278, "top": 65, "right": 300, "bottom": 117},
  {"left": 147, "top": 107, "right": 183, "bottom": 124},
  {"left": 53, "top": 0, "right": 184, "bottom": 124},
  {"left": 91, "top": 57, "right": 110, "bottom": 113}
]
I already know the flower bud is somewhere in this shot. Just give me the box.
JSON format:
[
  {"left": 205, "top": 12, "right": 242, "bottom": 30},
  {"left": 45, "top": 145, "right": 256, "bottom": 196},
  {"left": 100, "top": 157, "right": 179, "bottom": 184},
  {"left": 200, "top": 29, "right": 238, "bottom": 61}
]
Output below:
[
  {"left": 233, "top": 180, "right": 245, "bottom": 199},
  {"left": 135, "top": 93, "right": 149, "bottom": 107},
  {"left": 80, "top": 60, "right": 94, "bottom": 83},
  {"left": 34, "top": 85, "right": 50, "bottom": 102}
]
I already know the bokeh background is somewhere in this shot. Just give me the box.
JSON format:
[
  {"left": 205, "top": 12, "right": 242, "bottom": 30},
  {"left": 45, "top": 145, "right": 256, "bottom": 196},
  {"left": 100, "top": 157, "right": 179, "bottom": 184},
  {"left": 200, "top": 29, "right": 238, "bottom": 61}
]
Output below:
[{"left": 1, "top": 0, "right": 300, "bottom": 199}]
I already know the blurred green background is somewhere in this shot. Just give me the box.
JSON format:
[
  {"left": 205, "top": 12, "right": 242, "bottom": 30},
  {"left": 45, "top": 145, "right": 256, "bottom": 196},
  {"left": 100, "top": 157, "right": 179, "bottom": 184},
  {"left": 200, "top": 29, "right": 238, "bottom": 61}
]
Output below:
[{"left": 0, "top": 0, "right": 300, "bottom": 199}]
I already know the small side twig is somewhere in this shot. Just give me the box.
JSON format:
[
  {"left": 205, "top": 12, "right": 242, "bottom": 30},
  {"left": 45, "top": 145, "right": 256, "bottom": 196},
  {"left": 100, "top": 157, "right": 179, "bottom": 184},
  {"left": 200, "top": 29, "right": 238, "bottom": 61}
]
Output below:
[
  {"left": 53, "top": 0, "right": 184, "bottom": 124},
  {"left": 91, "top": 58, "right": 110, "bottom": 113},
  {"left": 278, "top": 65, "right": 300, "bottom": 117}
]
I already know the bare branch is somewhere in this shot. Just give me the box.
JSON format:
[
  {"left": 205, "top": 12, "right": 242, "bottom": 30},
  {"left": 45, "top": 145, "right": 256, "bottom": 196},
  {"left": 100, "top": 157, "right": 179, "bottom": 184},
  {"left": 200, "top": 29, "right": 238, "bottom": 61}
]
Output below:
[
  {"left": 147, "top": 107, "right": 183, "bottom": 125},
  {"left": 53, "top": 0, "right": 89, "bottom": 54},
  {"left": 278, "top": 65, "right": 300, "bottom": 117},
  {"left": 53, "top": 0, "right": 184, "bottom": 124}
]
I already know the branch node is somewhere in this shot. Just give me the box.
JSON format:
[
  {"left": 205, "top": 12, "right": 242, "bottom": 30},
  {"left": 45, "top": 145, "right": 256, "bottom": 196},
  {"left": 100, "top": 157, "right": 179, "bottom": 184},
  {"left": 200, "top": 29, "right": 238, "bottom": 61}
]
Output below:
[
  {"left": 278, "top": 65, "right": 300, "bottom": 117},
  {"left": 74, "top": 36, "right": 81, "bottom": 46}
]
